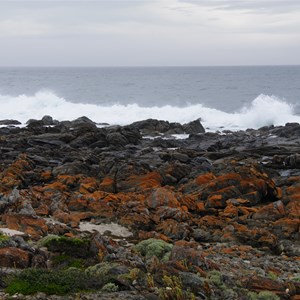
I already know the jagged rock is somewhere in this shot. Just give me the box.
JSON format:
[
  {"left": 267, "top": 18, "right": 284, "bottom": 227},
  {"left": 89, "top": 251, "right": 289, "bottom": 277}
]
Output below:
[{"left": 183, "top": 119, "right": 205, "bottom": 134}]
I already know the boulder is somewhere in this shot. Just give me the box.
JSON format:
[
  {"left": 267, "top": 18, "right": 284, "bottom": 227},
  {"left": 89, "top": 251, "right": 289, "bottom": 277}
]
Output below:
[
  {"left": 183, "top": 119, "right": 205, "bottom": 134},
  {"left": 0, "top": 247, "right": 30, "bottom": 268}
]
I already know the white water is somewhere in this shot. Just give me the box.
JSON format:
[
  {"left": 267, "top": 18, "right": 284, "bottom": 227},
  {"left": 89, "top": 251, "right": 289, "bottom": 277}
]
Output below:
[{"left": 0, "top": 91, "right": 299, "bottom": 131}]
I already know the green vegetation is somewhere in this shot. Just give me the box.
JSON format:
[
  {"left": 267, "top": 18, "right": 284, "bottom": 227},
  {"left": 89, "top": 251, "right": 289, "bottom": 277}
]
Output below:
[
  {"left": 207, "top": 270, "right": 225, "bottom": 289},
  {"left": 40, "top": 235, "right": 92, "bottom": 258},
  {"left": 134, "top": 238, "right": 173, "bottom": 261},
  {"left": 85, "top": 262, "right": 129, "bottom": 285},
  {"left": 5, "top": 268, "right": 101, "bottom": 295},
  {"left": 293, "top": 276, "right": 300, "bottom": 282},
  {"left": 0, "top": 232, "right": 10, "bottom": 247},
  {"left": 52, "top": 254, "right": 84, "bottom": 269},
  {"left": 267, "top": 271, "right": 278, "bottom": 280},
  {"left": 247, "top": 291, "right": 280, "bottom": 300},
  {"left": 101, "top": 282, "right": 119, "bottom": 292},
  {"left": 159, "top": 275, "right": 195, "bottom": 300}
]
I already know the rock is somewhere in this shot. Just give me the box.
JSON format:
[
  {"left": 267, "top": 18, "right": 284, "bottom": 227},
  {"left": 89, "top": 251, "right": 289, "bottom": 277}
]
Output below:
[
  {"left": 145, "top": 187, "right": 180, "bottom": 209},
  {"left": 241, "top": 275, "right": 286, "bottom": 293},
  {"left": 0, "top": 247, "right": 30, "bottom": 268},
  {"left": 156, "top": 219, "right": 192, "bottom": 240},
  {"left": 0, "top": 119, "right": 21, "bottom": 125},
  {"left": 2, "top": 214, "right": 48, "bottom": 238},
  {"left": 252, "top": 200, "right": 285, "bottom": 220},
  {"left": 183, "top": 119, "right": 205, "bottom": 134},
  {"left": 1, "top": 119, "right": 300, "bottom": 298}
]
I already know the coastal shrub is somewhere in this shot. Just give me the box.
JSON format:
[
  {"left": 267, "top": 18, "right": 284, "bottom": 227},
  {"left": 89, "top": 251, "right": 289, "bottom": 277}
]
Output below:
[
  {"left": 159, "top": 275, "right": 195, "bottom": 300},
  {"left": 293, "top": 276, "right": 300, "bottom": 281},
  {"left": 267, "top": 271, "right": 278, "bottom": 280},
  {"left": 52, "top": 254, "right": 84, "bottom": 269},
  {"left": 207, "top": 270, "right": 225, "bottom": 289},
  {"left": 85, "top": 262, "right": 129, "bottom": 285},
  {"left": 134, "top": 238, "right": 173, "bottom": 261},
  {"left": 257, "top": 291, "right": 280, "bottom": 300},
  {"left": 247, "top": 291, "right": 280, "bottom": 300},
  {"left": 41, "top": 235, "right": 91, "bottom": 258},
  {"left": 101, "top": 282, "right": 119, "bottom": 292},
  {"left": 5, "top": 267, "right": 105, "bottom": 295},
  {"left": 0, "top": 232, "right": 10, "bottom": 247},
  {"left": 247, "top": 291, "right": 259, "bottom": 300},
  {"left": 118, "top": 267, "right": 146, "bottom": 286}
]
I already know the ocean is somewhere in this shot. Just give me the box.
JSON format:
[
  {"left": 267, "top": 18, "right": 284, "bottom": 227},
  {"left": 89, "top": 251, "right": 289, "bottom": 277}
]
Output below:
[{"left": 0, "top": 66, "right": 299, "bottom": 131}]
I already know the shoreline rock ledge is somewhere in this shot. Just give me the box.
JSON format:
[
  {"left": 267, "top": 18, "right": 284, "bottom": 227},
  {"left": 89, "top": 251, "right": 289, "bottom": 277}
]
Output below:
[{"left": 0, "top": 116, "right": 299, "bottom": 299}]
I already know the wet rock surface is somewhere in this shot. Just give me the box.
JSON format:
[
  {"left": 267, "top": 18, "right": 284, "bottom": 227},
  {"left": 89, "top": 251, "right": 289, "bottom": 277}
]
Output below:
[{"left": 0, "top": 117, "right": 299, "bottom": 299}]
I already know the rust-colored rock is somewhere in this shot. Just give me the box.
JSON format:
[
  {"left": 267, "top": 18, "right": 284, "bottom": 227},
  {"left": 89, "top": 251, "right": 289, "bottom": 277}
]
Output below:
[
  {"left": 0, "top": 247, "right": 30, "bottom": 268},
  {"left": 156, "top": 219, "right": 192, "bottom": 240},
  {"left": 99, "top": 177, "right": 115, "bottom": 193},
  {"left": 145, "top": 187, "right": 180, "bottom": 209},
  {"left": 252, "top": 200, "right": 285, "bottom": 220},
  {"left": 2, "top": 213, "right": 48, "bottom": 238},
  {"left": 195, "top": 172, "right": 216, "bottom": 185},
  {"left": 241, "top": 276, "right": 286, "bottom": 293}
]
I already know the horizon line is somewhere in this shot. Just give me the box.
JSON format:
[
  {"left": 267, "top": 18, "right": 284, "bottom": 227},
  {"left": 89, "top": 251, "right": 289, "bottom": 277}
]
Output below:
[{"left": 0, "top": 64, "right": 300, "bottom": 68}]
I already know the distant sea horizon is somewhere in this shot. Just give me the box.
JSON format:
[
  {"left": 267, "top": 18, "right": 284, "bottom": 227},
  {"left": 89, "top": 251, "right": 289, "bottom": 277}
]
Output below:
[{"left": 0, "top": 65, "right": 299, "bottom": 131}]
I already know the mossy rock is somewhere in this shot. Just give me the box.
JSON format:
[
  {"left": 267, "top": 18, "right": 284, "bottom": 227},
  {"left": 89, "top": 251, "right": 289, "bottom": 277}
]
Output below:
[
  {"left": 40, "top": 235, "right": 92, "bottom": 258},
  {"left": 134, "top": 238, "right": 173, "bottom": 261}
]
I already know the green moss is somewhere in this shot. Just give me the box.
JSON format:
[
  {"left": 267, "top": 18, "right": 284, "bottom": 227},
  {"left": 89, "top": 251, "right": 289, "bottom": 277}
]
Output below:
[{"left": 134, "top": 238, "right": 173, "bottom": 261}]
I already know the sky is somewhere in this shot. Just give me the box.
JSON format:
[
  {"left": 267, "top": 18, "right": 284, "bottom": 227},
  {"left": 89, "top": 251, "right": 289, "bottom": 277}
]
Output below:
[{"left": 0, "top": 0, "right": 300, "bottom": 66}]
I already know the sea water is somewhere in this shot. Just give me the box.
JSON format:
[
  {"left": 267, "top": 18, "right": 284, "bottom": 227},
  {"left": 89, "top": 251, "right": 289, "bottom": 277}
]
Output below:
[{"left": 0, "top": 66, "right": 299, "bottom": 131}]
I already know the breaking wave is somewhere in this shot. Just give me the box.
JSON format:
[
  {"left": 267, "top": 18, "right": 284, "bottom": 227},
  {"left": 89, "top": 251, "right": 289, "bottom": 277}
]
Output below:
[{"left": 0, "top": 91, "right": 299, "bottom": 131}]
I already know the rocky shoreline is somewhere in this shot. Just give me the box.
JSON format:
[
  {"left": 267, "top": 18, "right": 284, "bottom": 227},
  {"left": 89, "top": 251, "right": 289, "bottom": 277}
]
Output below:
[{"left": 0, "top": 116, "right": 299, "bottom": 299}]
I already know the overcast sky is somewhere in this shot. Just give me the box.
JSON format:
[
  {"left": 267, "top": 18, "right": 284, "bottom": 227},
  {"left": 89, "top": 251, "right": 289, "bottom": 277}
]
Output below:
[{"left": 0, "top": 0, "right": 300, "bottom": 66}]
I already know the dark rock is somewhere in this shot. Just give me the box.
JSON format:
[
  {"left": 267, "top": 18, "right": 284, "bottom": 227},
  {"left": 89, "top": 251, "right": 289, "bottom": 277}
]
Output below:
[
  {"left": 0, "top": 119, "right": 21, "bottom": 125},
  {"left": 183, "top": 119, "right": 205, "bottom": 134}
]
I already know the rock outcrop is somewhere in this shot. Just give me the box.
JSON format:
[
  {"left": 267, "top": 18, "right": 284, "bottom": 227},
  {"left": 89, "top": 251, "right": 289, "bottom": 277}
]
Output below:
[{"left": 0, "top": 117, "right": 299, "bottom": 299}]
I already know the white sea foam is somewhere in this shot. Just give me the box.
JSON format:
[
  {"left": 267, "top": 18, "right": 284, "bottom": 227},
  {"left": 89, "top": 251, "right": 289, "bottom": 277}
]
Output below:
[{"left": 0, "top": 91, "right": 299, "bottom": 131}]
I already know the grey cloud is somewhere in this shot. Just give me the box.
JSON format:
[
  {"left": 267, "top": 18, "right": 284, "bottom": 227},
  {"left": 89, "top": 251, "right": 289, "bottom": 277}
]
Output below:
[{"left": 180, "top": 0, "right": 300, "bottom": 14}]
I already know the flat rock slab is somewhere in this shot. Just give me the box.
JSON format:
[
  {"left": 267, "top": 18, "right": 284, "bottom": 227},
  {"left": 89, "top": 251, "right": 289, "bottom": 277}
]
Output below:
[
  {"left": 79, "top": 222, "right": 133, "bottom": 238},
  {"left": 0, "top": 227, "right": 26, "bottom": 237}
]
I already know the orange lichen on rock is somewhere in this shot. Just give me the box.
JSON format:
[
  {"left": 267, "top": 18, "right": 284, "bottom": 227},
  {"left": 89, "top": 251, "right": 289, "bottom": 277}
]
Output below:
[
  {"left": 99, "top": 177, "right": 115, "bottom": 193},
  {"left": 195, "top": 172, "right": 216, "bottom": 185},
  {"left": 2, "top": 214, "right": 48, "bottom": 238},
  {"left": 0, "top": 247, "right": 30, "bottom": 268},
  {"left": 145, "top": 187, "right": 179, "bottom": 209}
]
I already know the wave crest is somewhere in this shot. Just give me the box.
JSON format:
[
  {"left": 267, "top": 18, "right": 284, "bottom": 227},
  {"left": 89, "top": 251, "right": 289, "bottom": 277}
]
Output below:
[{"left": 0, "top": 91, "right": 299, "bottom": 131}]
